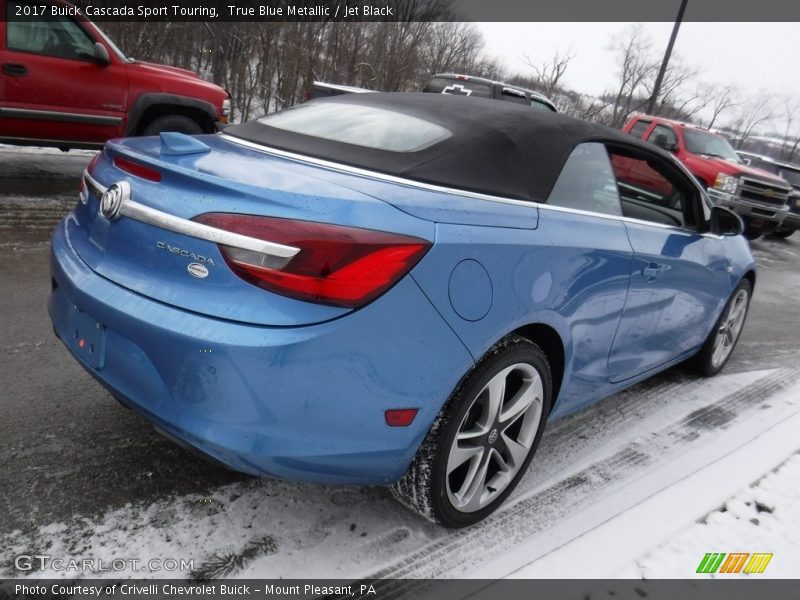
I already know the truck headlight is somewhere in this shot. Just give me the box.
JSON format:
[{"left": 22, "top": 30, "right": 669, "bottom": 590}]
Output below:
[{"left": 713, "top": 173, "right": 738, "bottom": 195}]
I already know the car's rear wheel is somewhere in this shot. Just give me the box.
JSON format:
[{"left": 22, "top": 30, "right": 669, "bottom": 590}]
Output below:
[
  {"left": 692, "top": 279, "right": 752, "bottom": 376},
  {"left": 392, "top": 335, "right": 552, "bottom": 528},
  {"left": 142, "top": 114, "right": 204, "bottom": 136}
]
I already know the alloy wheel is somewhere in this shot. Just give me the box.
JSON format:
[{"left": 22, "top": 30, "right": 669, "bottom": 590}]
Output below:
[
  {"left": 711, "top": 288, "right": 749, "bottom": 369},
  {"left": 446, "top": 362, "right": 544, "bottom": 513}
]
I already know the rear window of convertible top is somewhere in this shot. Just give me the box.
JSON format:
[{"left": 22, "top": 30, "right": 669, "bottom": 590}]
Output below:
[{"left": 256, "top": 103, "right": 452, "bottom": 153}]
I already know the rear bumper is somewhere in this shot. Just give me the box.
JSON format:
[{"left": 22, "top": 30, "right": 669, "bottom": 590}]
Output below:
[{"left": 49, "top": 219, "right": 473, "bottom": 484}]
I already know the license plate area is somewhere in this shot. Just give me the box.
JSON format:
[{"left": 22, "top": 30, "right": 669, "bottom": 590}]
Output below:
[{"left": 69, "top": 308, "right": 107, "bottom": 370}]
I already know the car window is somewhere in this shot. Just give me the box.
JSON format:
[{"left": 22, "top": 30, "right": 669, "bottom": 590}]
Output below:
[
  {"left": 7, "top": 1, "right": 95, "bottom": 60},
  {"left": 628, "top": 119, "right": 651, "bottom": 139},
  {"left": 258, "top": 103, "right": 451, "bottom": 152},
  {"left": 647, "top": 124, "right": 677, "bottom": 149},
  {"left": 546, "top": 143, "right": 622, "bottom": 216},
  {"left": 609, "top": 151, "right": 688, "bottom": 228}
]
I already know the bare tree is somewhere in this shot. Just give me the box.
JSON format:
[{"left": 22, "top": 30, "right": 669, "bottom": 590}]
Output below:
[
  {"left": 729, "top": 95, "right": 775, "bottom": 148},
  {"left": 647, "top": 56, "right": 700, "bottom": 118},
  {"left": 419, "top": 22, "right": 485, "bottom": 85},
  {"left": 605, "top": 25, "right": 658, "bottom": 128},
  {"left": 522, "top": 48, "right": 575, "bottom": 100},
  {"left": 778, "top": 96, "right": 800, "bottom": 163},
  {"left": 698, "top": 84, "right": 739, "bottom": 130}
]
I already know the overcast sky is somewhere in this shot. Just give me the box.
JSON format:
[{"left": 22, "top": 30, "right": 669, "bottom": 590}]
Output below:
[{"left": 475, "top": 22, "right": 800, "bottom": 128}]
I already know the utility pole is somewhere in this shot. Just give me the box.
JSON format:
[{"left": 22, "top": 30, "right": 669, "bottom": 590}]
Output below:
[{"left": 646, "top": 0, "right": 689, "bottom": 115}]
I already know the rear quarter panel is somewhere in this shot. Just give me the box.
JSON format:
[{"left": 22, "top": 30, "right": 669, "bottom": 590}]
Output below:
[{"left": 411, "top": 207, "right": 635, "bottom": 418}]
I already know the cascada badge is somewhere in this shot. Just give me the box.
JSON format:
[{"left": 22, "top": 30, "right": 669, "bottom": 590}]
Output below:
[{"left": 696, "top": 552, "right": 773, "bottom": 574}]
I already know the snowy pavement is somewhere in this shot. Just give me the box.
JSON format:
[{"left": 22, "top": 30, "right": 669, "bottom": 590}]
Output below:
[
  {"left": 2, "top": 368, "right": 798, "bottom": 582},
  {"left": 1, "top": 146, "right": 799, "bottom": 583},
  {"left": 620, "top": 451, "right": 800, "bottom": 579}
]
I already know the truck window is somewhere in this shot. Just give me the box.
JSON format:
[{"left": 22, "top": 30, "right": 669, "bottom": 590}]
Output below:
[
  {"left": 647, "top": 124, "right": 678, "bottom": 150},
  {"left": 530, "top": 98, "right": 557, "bottom": 112},
  {"left": 628, "top": 119, "right": 651, "bottom": 139},
  {"left": 683, "top": 129, "right": 741, "bottom": 163},
  {"left": 500, "top": 88, "right": 528, "bottom": 105},
  {"left": 7, "top": 1, "right": 95, "bottom": 61},
  {"left": 423, "top": 77, "right": 492, "bottom": 98}
]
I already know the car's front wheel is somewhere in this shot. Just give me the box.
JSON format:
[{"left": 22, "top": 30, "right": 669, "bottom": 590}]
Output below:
[
  {"left": 392, "top": 335, "right": 552, "bottom": 528},
  {"left": 692, "top": 279, "right": 752, "bottom": 376}
]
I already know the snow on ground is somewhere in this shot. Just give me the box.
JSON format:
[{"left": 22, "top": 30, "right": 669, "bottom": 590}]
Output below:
[
  {"left": 503, "top": 379, "right": 800, "bottom": 580},
  {"left": 2, "top": 367, "right": 799, "bottom": 582},
  {"left": 621, "top": 453, "right": 800, "bottom": 579},
  {"left": 0, "top": 143, "right": 97, "bottom": 157}
]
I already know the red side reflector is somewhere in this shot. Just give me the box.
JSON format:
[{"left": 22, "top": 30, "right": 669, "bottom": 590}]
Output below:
[
  {"left": 113, "top": 156, "right": 161, "bottom": 182},
  {"left": 385, "top": 409, "right": 418, "bottom": 427}
]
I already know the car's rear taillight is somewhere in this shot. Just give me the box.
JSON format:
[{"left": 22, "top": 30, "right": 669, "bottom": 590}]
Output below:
[
  {"left": 113, "top": 156, "right": 161, "bottom": 182},
  {"left": 193, "top": 214, "right": 431, "bottom": 308}
]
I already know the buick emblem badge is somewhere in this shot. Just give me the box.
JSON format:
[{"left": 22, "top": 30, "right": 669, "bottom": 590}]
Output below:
[{"left": 100, "top": 181, "right": 129, "bottom": 221}]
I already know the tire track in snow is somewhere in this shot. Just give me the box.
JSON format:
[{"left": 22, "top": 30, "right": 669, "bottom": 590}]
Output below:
[{"left": 356, "top": 365, "right": 800, "bottom": 589}]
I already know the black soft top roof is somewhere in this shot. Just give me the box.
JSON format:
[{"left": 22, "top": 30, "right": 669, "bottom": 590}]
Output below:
[{"left": 225, "top": 92, "right": 658, "bottom": 203}]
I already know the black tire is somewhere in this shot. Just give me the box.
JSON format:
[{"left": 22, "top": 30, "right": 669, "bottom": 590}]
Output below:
[
  {"left": 770, "top": 228, "right": 795, "bottom": 239},
  {"left": 392, "top": 335, "right": 552, "bottom": 528},
  {"left": 691, "top": 279, "right": 752, "bottom": 377},
  {"left": 142, "top": 114, "right": 204, "bottom": 136}
]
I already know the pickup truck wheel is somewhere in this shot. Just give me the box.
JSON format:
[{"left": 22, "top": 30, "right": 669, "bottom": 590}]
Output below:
[
  {"left": 392, "top": 335, "right": 552, "bottom": 528},
  {"left": 142, "top": 114, "right": 203, "bottom": 136},
  {"left": 691, "top": 279, "right": 751, "bottom": 377},
  {"left": 742, "top": 220, "right": 762, "bottom": 241},
  {"left": 770, "top": 228, "right": 795, "bottom": 239}
]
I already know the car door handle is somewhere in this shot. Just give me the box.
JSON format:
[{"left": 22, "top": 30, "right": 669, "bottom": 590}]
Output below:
[
  {"left": 2, "top": 63, "right": 28, "bottom": 76},
  {"left": 642, "top": 263, "right": 666, "bottom": 280}
]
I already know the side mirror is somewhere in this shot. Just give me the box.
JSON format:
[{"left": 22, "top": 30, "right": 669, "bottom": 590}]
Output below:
[
  {"left": 653, "top": 133, "right": 677, "bottom": 152},
  {"left": 710, "top": 205, "right": 744, "bottom": 236},
  {"left": 93, "top": 42, "right": 111, "bottom": 66}
]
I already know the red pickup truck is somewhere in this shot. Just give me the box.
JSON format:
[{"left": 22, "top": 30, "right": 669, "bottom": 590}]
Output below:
[
  {"left": 0, "top": 0, "right": 230, "bottom": 150},
  {"left": 623, "top": 114, "right": 792, "bottom": 239}
]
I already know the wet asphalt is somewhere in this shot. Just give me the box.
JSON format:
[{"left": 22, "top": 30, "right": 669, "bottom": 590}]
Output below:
[{"left": 1, "top": 146, "right": 799, "bottom": 537}]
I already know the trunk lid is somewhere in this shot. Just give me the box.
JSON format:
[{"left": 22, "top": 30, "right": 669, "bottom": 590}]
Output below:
[{"left": 70, "top": 134, "right": 433, "bottom": 326}]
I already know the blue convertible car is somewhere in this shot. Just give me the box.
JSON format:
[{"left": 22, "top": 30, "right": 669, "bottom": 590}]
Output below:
[{"left": 50, "top": 93, "right": 755, "bottom": 527}]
